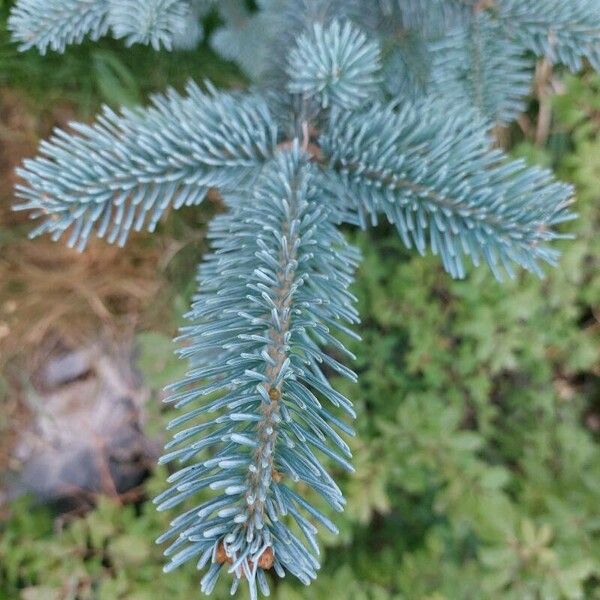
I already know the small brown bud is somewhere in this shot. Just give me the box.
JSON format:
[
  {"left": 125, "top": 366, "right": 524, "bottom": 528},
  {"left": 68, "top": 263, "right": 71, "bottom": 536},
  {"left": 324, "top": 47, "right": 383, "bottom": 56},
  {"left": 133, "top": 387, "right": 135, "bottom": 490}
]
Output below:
[
  {"left": 275, "top": 139, "right": 323, "bottom": 163},
  {"left": 474, "top": 0, "right": 494, "bottom": 10},
  {"left": 257, "top": 547, "right": 274, "bottom": 570},
  {"left": 215, "top": 542, "right": 232, "bottom": 565},
  {"left": 271, "top": 469, "right": 283, "bottom": 483},
  {"left": 268, "top": 387, "right": 281, "bottom": 401}
]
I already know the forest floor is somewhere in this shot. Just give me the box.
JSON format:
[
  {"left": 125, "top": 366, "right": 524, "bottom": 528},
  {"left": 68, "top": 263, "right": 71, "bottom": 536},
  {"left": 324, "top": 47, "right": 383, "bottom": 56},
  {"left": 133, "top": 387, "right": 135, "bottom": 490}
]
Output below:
[{"left": 0, "top": 86, "right": 169, "bottom": 475}]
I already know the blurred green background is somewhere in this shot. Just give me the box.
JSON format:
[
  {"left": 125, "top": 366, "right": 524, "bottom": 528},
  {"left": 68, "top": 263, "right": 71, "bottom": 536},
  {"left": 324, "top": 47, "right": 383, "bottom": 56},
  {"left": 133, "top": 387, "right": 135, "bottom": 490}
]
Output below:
[{"left": 0, "top": 1, "right": 599, "bottom": 598}]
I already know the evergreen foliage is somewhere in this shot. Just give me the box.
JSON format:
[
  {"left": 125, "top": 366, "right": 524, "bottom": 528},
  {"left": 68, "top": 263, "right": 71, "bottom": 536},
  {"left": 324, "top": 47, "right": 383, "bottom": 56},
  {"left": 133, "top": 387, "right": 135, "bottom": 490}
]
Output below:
[
  {"left": 320, "top": 100, "right": 574, "bottom": 279},
  {"left": 155, "top": 148, "right": 360, "bottom": 595},
  {"left": 7, "top": 0, "right": 600, "bottom": 596},
  {"left": 429, "top": 12, "right": 533, "bottom": 124},
  {"left": 286, "top": 20, "right": 381, "bottom": 109},
  {"left": 107, "top": 0, "right": 191, "bottom": 51},
  {"left": 14, "top": 83, "right": 276, "bottom": 249}
]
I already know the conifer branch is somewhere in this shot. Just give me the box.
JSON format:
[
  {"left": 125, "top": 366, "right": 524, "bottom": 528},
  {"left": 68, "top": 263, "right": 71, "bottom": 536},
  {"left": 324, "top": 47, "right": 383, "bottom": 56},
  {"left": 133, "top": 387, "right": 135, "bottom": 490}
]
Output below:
[
  {"left": 497, "top": 0, "right": 600, "bottom": 71},
  {"left": 8, "top": 0, "right": 110, "bottom": 54},
  {"left": 14, "top": 82, "right": 278, "bottom": 249},
  {"left": 9, "top": 0, "right": 198, "bottom": 53},
  {"left": 321, "top": 100, "right": 575, "bottom": 279},
  {"left": 8, "top": 1, "right": 597, "bottom": 596},
  {"left": 287, "top": 20, "right": 381, "bottom": 110},
  {"left": 155, "top": 148, "right": 360, "bottom": 597},
  {"left": 107, "top": 0, "right": 192, "bottom": 50},
  {"left": 430, "top": 12, "right": 532, "bottom": 125}
]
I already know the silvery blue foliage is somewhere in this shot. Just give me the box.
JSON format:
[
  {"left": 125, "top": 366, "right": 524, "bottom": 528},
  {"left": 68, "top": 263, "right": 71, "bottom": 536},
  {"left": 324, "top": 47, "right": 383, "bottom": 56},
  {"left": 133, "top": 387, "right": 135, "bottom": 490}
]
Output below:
[
  {"left": 170, "top": 0, "right": 212, "bottom": 50},
  {"left": 14, "top": 83, "right": 277, "bottom": 249},
  {"left": 8, "top": 0, "right": 200, "bottom": 53},
  {"left": 366, "top": 0, "right": 470, "bottom": 40},
  {"left": 8, "top": 0, "right": 600, "bottom": 596},
  {"left": 429, "top": 12, "right": 533, "bottom": 125},
  {"left": 381, "top": 32, "right": 431, "bottom": 102},
  {"left": 8, "top": 0, "right": 110, "bottom": 54},
  {"left": 107, "top": 0, "right": 191, "bottom": 51},
  {"left": 209, "top": 0, "right": 270, "bottom": 80},
  {"left": 320, "top": 100, "right": 574, "bottom": 279},
  {"left": 497, "top": 0, "right": 600, "bottom": 72},
  {"left": 287, "top": 20, "right": 381, "bottom": 109},
  {"left": 156, "top": 147, "right": 360, "bottom": 598}
]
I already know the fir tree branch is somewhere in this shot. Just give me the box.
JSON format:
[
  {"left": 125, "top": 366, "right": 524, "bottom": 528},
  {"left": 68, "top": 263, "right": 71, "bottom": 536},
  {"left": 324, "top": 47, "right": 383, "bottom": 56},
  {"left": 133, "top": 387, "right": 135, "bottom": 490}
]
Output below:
[
  {"left": 496, "top": 0, "right": 600, "bottom": 71},
  {"left": 108, "top": 0, "right": 193, "bottom": 51},
  {"left": 14, "top": 82, "right": 278, "bottom": 249},
  {"left": 9, "top": 0, "right": 199, "bottom": 53},
  {"left": 429, "top": 11, "right": 533, "bottom": 125},
  {"left": 286, "top": 20, "right": 381, "bottom": 110},
  {"left": 7, "top": 2, "right": 595, "bottom": 597},
  {"left": 8, "top": 0, "right": 110, "bottom": 54},
  {"left": 155, "top": 148, "right": 360, "bottom": 598},
  {"left": 320, "top": 100, "right": 575, "bottom": 279}
]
